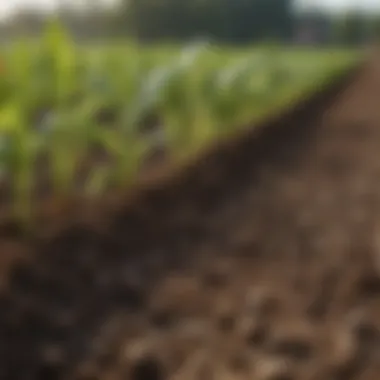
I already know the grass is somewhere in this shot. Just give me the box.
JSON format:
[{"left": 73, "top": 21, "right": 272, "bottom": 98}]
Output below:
[{"left": 0, "top": 21, "right": 359, "bottom": 225}]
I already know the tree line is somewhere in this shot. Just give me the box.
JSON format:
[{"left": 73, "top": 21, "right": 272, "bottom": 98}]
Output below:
[
  {"left": 1, "top": 0, "right": 380, "bottom": 45},
  {"left": 118, "top": 0, "right": 293, "bottom": 43},
  {"left": 118, "top": 0, "right": 380, "bottom": 45}
]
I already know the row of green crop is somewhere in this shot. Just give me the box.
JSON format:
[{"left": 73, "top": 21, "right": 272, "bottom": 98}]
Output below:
[{"left": 0, "top": 21, "right": 357, "bottom": 224}]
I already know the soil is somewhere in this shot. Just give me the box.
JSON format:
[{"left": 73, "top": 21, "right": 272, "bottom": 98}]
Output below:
[{"left": 2, "top": 55, "right": 380, "bottom": 380}]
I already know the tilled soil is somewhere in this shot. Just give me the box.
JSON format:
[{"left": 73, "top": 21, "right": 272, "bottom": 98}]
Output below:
[{"left": 1, "top": 56, "right": 380, "bottom": 380}]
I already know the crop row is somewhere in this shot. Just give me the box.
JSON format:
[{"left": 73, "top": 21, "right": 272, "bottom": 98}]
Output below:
[{"left": 0, "top": 21, "right": 357, "bottom": 224}]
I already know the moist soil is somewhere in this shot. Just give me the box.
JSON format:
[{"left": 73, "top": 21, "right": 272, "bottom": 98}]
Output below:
[{"left": 2, "top": 56, "right": 380, "bottom": 380}]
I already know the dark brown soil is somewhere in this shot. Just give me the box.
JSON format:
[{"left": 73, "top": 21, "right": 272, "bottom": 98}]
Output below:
[{"left": 3, "top": 56, "right": 380, "bottom": 380}]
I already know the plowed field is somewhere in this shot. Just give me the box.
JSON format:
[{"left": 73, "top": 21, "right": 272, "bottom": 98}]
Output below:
[{"left": 2, "top": 56, "right": 380, "bottom": 380}]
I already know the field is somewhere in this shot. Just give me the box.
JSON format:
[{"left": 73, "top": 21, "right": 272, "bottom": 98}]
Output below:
[
  {"left": 0, "top": 22, "right": 357, "bottom": 227},
  {"left": 4, "top": 22, "right": 380, "bottom": 380}
]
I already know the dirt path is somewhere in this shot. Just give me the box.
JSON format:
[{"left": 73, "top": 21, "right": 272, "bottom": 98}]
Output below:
[{"left": 3, "top": 57, "right": 380, "bottom": 380}]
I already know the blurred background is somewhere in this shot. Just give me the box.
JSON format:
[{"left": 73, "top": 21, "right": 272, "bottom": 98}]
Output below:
[{"left": 1, "top": 0, "right": 380, "bottom": 46}]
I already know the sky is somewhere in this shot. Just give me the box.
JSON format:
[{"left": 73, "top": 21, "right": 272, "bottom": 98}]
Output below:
[
  {"left": 1, "top": 0, "right": 380, "bottom": 20},
  {"left": 0, "top": 0, "right": 120, "bottom": 19},
  {"left": 297, "top": 0, "right": 380, "bottom": 12}
]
